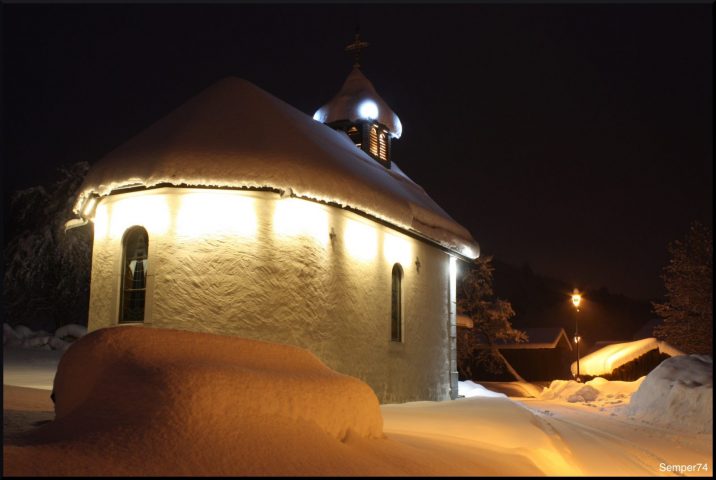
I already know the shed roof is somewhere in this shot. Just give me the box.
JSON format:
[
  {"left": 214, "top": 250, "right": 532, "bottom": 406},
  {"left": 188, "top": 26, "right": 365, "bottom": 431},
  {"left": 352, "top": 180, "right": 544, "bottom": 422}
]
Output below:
[{"left": 476, "top": 327, "right": 573, "bottom": 351}]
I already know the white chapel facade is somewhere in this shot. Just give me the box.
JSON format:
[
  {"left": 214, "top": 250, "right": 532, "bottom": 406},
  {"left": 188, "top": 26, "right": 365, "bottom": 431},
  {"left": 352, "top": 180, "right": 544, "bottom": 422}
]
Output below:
[{"left": 69, "top": 41, "right": 479, "bottom": 404}]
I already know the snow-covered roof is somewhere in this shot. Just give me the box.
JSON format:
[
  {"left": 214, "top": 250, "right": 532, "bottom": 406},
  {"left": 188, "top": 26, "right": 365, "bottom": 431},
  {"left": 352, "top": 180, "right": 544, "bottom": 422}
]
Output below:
[
  {"left": 474, "top": 327, "right": 573, "bottom": 350},
  {"left": 313, "top": 67, "right": 403, "bottom": 138},
  {"left": 571, "top": 337, "right": 684, "bottom": 377},
  {"left": 76, "top": 77, "right": 478, "bottom": 257}
]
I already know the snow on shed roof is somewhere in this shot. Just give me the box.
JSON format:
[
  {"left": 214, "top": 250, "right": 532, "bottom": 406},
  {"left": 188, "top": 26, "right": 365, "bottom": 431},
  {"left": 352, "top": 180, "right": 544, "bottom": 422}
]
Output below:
[
  {"left": 313, "top": 67, "right": 402, "bottom": 138},
  {"left": 475, "top": 327, "right": 573, "bottom": 350},
  {"left": 76, "top": 77, "right": 477, "bottom": 257},
  {"left": 571, "top": 337, "right": 684, "bottom": 377}
]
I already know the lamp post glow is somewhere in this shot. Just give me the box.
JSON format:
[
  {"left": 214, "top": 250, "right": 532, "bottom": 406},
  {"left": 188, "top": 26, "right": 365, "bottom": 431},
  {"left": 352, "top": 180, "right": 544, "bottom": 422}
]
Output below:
[{"left": 572, "top": 289, "right": 582, "bottom": 382}]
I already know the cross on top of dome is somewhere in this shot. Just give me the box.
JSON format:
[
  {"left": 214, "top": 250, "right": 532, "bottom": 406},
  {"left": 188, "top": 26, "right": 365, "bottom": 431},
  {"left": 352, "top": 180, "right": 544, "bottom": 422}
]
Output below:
[{"left": 345, "top": 28, "right": 369, "bottom": 68}]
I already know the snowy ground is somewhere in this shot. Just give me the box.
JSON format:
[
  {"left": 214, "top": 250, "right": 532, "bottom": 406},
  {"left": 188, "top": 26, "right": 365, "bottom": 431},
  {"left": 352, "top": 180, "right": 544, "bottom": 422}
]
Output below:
[
  {"left": 3, "top": 346, "right": 63, "bottom": 390},
  {"left": 521, "top": 399, "right": 711, "bottom": 476},
  {"left": 3, "top": 338, "right": 712, "bottom": 476}
]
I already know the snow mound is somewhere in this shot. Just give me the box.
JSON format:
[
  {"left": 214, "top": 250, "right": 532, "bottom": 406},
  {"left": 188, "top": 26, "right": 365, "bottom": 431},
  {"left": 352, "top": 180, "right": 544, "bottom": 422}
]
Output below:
[
  {"left": 572, "top": 337, "right": 684, "bottom": 377},
  {"left": 54, "top": 323, "right": 87, "bottom": 340},
  {"left": 52, "top": 326, "right": 383, "bottom": 441},
  {"left": 625, "top": 355, "right": 712, "bottom": 433},
  {"left": 567, "top": 385, "right": 599, "bottom": 403},
  {"left": 539, "top": 377, "right": 642, "bottom": 407},
  {"left": 13, "top": 324, "right": 34, "bottom": 340},
  {"left": 3, "top": 323, "right": 21, "bottom": 345},
  {"left": 3, "top": 323, "right": 86, "bottom": 351},
  {"left": 458, "top": 380, "right": 507, "bottom": 398}
]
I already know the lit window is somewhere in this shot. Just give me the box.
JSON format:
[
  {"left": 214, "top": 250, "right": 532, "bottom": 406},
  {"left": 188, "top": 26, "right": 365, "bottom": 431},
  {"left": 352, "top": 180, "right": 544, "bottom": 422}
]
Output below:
[
  {"left": 378, "top": 131, "right": 387, "bottom": 161},
  {"left": 369, "top": 125, "right": 379, "bottom": 158},
  {"left": 391, "top": 263, "right": 403, "bottom": 342},
  {"left": 119, "top": 226, "right": 148, "bottom": 323},
  {"left": 347, "top": 125, "right": 361, "bottom": 147},
  {"left": 368, "top": 125, "right": 388, "bottom": 161}
]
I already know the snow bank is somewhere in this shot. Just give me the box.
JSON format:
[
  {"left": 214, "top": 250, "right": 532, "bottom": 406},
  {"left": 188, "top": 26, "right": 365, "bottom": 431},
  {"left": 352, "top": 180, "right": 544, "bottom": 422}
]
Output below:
[
  {"left": 566, "top": 385, "right": 599, "bottom": 403},
  {"left": 3, "top": 323, "right": 21, "bottom": 345},
  {"left": 572, "top": 337, "right": 684, "bottom": 377},
  {"left": 458, "top": 380, "right": 507, "bottom": 398},
  {"left": 3, "top": 323, "right": 86, "bottom": 351},
  {"left": 9, "top": 327, "right": 487, "bottom": 476},
  {"left": 54, "top": 324, "right": 87, "bottom": 340},
  {"left": 52, "top": 326, "right": 382, "bottom": 440},
  {"left": 539, "top": 377, "right": 643, "bottom": 408},
  {"left": 13, "top": 324, "right": 34, "bottom": 339},
  {"left": 625, "top": 355, "right": 712, "bottom": 433}
]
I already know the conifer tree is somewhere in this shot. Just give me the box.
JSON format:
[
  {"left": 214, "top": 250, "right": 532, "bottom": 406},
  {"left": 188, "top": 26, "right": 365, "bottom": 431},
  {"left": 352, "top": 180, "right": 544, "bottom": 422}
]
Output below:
[
  {"left": 457, "top": 256, "right": 527, "bottom": 381},
  {"left": 653, "top": 222, "right": 713, "bottom": 355},
  {"left": 3, "top": 163, "right": 92, "bottom": 331}
]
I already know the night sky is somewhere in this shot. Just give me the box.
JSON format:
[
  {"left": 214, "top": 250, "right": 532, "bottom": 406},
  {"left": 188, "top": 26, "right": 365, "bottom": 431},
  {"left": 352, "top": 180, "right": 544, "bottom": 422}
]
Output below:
[{"left": 2, "top": 4, "right": 712, "bottom": 301}]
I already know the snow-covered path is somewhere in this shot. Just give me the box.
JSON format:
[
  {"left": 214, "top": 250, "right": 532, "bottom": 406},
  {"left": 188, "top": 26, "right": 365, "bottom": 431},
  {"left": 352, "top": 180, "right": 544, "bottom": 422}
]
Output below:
[
  {"left": 381, "top": 397, "right": 577, "bottom": 475},
  {"left": 519, "top": 400, "right": 712, "bottom": 476},
  {"left": 379, "top": 396, "right": 712, "bottom": 476}
]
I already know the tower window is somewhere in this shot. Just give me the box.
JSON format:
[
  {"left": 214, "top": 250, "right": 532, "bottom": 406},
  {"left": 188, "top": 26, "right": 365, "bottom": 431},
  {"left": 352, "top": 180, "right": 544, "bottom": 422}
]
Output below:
[
  {"left": 391, "top": 263, "right": 403, "bottom": 342},
  {"left": 369, "top": 125, "right": 379, "bottom": 158},
  {"left": 119, "top": 226, "right": 149, "bottom": 323},
  {"left": 369, "top": 124, "right": 388, "bottom": 162},
  {"left": 378, "top": 132, "right": 387, "bottom": 161},
  {"left": 347, "top": 125, "right": 362, "bottom": 148}
]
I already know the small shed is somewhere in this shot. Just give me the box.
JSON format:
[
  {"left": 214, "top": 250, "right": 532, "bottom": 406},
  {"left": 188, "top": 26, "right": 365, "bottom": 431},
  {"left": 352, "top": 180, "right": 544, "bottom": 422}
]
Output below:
[
  {"left": 472, "top": 327, "right": 574, "bottom": 382},
  {"left": 572, "top": 337, "right": 683, "bottom": 381}
]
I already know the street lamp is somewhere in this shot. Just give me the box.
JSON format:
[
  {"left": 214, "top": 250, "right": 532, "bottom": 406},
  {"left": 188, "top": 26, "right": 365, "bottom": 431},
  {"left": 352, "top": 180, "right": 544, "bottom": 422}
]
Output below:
[{"left": 571, "top": 289, "right": 582, "bottom": 382}]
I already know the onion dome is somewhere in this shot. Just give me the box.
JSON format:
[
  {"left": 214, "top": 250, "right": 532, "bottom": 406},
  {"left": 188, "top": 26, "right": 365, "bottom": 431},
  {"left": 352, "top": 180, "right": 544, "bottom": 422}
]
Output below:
[{"left": 313, "top": 67, "right": 402, "bottom": 139}]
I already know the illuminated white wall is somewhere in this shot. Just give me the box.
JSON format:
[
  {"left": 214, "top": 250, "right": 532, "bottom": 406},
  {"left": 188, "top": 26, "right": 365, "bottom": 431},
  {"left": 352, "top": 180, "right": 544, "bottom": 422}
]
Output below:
[{"left": 88, "top": 187, "right": 452, "bottom": 403}]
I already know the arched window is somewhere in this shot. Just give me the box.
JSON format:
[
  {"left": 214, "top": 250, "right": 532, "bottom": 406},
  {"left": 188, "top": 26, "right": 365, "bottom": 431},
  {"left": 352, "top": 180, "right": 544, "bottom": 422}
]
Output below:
[
  {"left": 391, "top": 263, "right": 403, "bottom": 342},
  {"left": 120, "top": 227, "right": 149, "bottom": 323}
]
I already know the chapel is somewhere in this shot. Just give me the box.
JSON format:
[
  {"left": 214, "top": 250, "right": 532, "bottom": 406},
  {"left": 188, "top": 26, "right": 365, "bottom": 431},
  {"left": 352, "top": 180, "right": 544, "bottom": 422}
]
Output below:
[{"left": 69, "top": 36, "right": 479, "bottom": 403}]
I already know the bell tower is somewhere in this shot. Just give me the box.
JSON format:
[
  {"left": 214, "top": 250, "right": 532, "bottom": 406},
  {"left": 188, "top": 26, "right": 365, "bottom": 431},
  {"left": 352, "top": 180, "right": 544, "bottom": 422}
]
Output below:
[{"left": 313, "top": 32, "right": 402, "bottom": 169}]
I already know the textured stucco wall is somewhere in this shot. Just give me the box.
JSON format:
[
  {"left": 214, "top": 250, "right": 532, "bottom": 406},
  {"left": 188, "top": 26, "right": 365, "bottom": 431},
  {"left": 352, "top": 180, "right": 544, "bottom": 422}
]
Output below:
[{"left": 88, "top": 188, "right": 453, "bottom": 403}]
